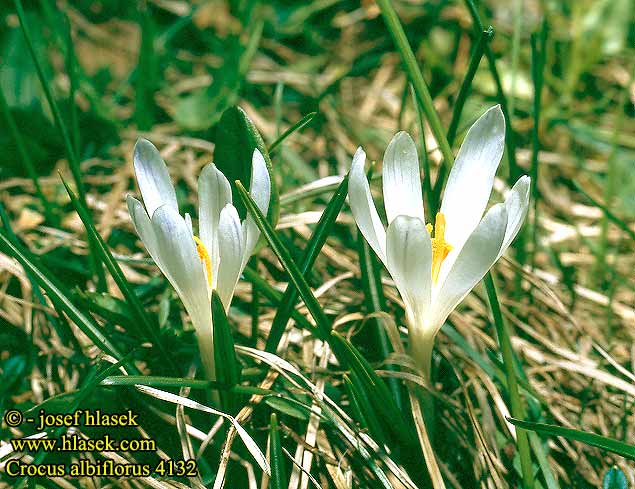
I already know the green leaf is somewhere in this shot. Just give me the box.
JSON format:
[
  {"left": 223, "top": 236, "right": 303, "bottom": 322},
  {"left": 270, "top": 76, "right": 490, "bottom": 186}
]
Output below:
[
  {"left": 63, "top": 178, "right": 177, "bottom": 374},
  {"left": 235, "top": 180, "right": 331, "bottom": 340},
  {"left": 265, "top": 397, "right": 310, "bottom": 421},
  {"left": 269, "top": 413, "right": 288, "bottom": 489},
  {"left": 236, "top": 181, "right": 417, "bottom": 456},
  {"left": 603, "top": 467, "right": 629, "bottom": 489},
  {"left": 212, "top": 292, "right": 241, "bottom": 413},
  {"left": 269, "top": 112, "right": 317, "bottom": 153},
  {"left": 265, "top": 175, "right": 348, "bottom": 353},
  {"left": 509, "top": 418, "right": 635, "bottom": 461},
  {"left": 0, "top": 229, "right": 133, "bottom": 372},
  {"left": 330, "top": 332, "right": 415, "bottom": 450},
  {"left": 174, "top": 18, "right": 263, "bottom": 131},
  {"left": 343, "top": 373, "right": 388, "bottom": 446},
  {"left": 215, "top": 106, "right": 279, "bottom": 222}
]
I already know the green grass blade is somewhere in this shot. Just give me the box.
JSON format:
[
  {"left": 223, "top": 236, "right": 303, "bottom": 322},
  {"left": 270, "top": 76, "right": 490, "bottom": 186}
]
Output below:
[
  {"left": 235, "top": 181, "right": 332, "bottom": 339},
  {"left": 62, "top": 178, "right": 177, "bottom": 374},
  {"left": 603, "top": 467, "right": 629, "bottom": 489},
  {"left": 269, "top": 111, "right": 317, "bottom": 153},
  {"left": 484, "top": 273, "right": 534, "bottom": 488},
  {"left": 356, "top": 232, "right": 403, "bottom": 410},
  {"left": 14, "top": 0, "right": 107, "bottom": 289},
  {"left": 529, "top": 24, "right": 547, "bottom": 270},
  {"left": 268, "top": 413, "right": 288, "bottom": 489},
  {"left": 65, "top": 16, "right": 80, "bottom": 157},
  {"left": 344, "top": 372, "right": 389, "bottom": 446},
  {"left": 13, "top": 0, "right": 84, "bottom": 203},
  {"left": 242, "top": 266, "right": 317, "bottom": 334},
  {"left": 330, "top": 332, "right": 417, "bottom": 452},
  {"left": 375, "top": 0, "right": 454, "bottom": 169},
  {"left": 509, "top": 418, "right": 635, "bottom": 461},
  {"left": 236, "top": 181, "right": 418, "bottom": 458},
  {"left": 100, "top": 375, "right": 273, "bottom": 396},
  {"left": 212, "top": 291, "right": 241, "bottom": 412},
  {"left": 572, "top": 181, "right": 635, "bottom": 241},
  {"left": 0, "top": 229, "right": 133, "bottom": 372},
  {"left": 0, "top": 87, "right": 53, "bottom": 222},
  {"left": 447, "top": 27, "right": 494, "bottom": 145},
  {"left": 265, "top": 175, "right": 348, "bottom": 353},
  {"left": 464, "top": 0, "right": 520, "bottom": 183}
]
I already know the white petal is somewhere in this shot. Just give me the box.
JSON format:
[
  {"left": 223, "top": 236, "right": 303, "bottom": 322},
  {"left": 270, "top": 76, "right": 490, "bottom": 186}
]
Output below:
[
  {"left": 133, "top": 139, "right": 178, "bottom": 218},
  {"left": 184, "top": 213, "right": 193, "bottom": 236},
  {"left": 151, "top": 206, "right": 211, "bottom": 343},
  {"left": 216, "top": 204, "right": 245, "bottom": 309},
  {"left": 241, "top": 149, "right": 272, "bottom": 268},
  {"left": 386, "top": 216, "right": 432, "bottom": 331},
  {"left": 382, "top": 131, "right": 425, "bottom": 224},
  {"left": 198, "top": 163, "right": 232, "bottom": 286},
  {"left": 429, "top": 204, "right": 508, "bottom": 335},
  {"left": 440, "top": 105, "right": 505, "bottom": 258},
  {"left": 127, "top": 196, "right": 161, "bottom": 267},
  {"left": 348, "top": 147, "right": 387, "bottom": 264},
  {"left": 498, "top": 175, "right": 531, "bottom": 259}
]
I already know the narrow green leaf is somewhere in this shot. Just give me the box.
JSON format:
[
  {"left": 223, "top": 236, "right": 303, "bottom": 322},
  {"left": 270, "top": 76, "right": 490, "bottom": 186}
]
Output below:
[
  {"left": 529, "top": 22, "right": 548, "bottom": 270},
  {"left": 0, "top": 87, "right": 52, "bottom": 221},
  {"left": 265, "top": 175, "right": 348, "bottom": 353},
  {"left": 344, "top": 373, "right": 388, "bottom": 446},
  {"left": 214, "top": 106, "right": 279, "bottom": 222},
  {"left": 356, "top": 231, "right": 403, "bottom": 410},
  {"left": 485, "top": 273, "right": 534, "bottom": 488},
  {"left": 242, "top": 267, "right": 318, "bottom": 334},
  {"left": 268, "top": 413, "right": 288, "bottom": 489},
  {"left": 375, "top": 0, "right": 453, "bottom": 168},
  {"left": 62, "top": 178, "right": 177, "bottom": 374},
  {"left": 447, "top": 27, "right": 494, "bottom": 145},
  {"left": 212, "top": 291, "right": 241, "bottom": 412},
  {"left": 509, "top": 418, "right": 635, "bottom": 461},
  {"left": 572, "top": 181, "right": 635, "bottom": 241},
  {"left": 100, "top": 375, "right": 273, "bottom": 396},
  {"left": 0, "top": 230, "right": 132, "bottom": 371},
  {"left": 269, "top": 112, "right": 317, "bottom": 153},
  {"left": 236, "top": 180, "right": 419, "bottom": 457},
  {"left": 463, "top": 0, "right": 520, "bottom": 183},
  {"left": 13, "top": 0, "right": 83, "bottom": 203},
  {"left": 603, "top": 467, "right": 629, "bottom": 489},
  {"left": 330, "top": 332, "right": 416, "bottom": 450},
  {"left": 235, "top": 181, "right": 331, "bottom": 339}
]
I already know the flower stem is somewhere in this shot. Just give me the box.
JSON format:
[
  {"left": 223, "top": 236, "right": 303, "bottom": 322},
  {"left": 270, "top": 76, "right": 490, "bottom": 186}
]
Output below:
[{"left": 484, "top": 272, "right": 534, "bottom": 488}]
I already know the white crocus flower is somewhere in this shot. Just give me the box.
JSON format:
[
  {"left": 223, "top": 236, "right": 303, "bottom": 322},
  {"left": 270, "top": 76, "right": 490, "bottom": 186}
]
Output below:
[
  {"left": 348, "top": 105, "right": 530, "bottom": 380},
  {"left": 127, "top": 139, "right": 271, "bottom": 380}
]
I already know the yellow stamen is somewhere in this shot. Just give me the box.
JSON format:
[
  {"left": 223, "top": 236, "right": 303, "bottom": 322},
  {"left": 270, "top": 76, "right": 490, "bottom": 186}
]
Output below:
[
  {"left": 428, "top": 212, "right": 453, "bottom": 284},
  {"left": 193, "top": 236, "right": 213, "bottom": 285}
]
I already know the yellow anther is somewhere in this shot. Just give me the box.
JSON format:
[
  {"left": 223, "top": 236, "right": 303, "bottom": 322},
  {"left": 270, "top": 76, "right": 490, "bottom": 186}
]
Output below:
[
  {"left": 427, "top": 212, "right": 453, "bottom": 284},
  {"left": 193, "top": 236, "right": 213, "bottom": 285}
]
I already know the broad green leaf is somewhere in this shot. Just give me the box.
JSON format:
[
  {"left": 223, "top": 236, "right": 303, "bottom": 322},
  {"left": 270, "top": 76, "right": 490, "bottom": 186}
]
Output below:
[
  {"left": 509, "top": 418, "right": 635, "bottom": 461},
  {"left": 215, "top": 106, "right": 279, "bottom": 222}
]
